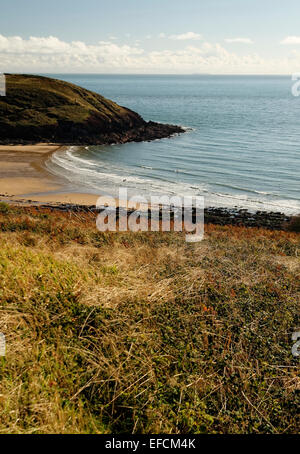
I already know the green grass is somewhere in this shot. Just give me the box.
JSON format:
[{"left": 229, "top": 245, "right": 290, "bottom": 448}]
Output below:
[
  {"left": 0, "top": 206, "right": 299, "bottom": 433},
  {"left": 0, "top": 203, "right": 10, "bottom": 214},
  {"left": 0, "top": 74, "right": 144, "bottom": 143}
]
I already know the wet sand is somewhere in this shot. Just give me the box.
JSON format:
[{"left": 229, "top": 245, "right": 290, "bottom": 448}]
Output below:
[
  {"left": 0, "top": 144, "right": 146, "bottom": 208},
  {"left": 0, "top": 144, "right": 63, "bottom": 196},
  {"left": 0, "top": 144, "right": 102, "bottom": 205}
]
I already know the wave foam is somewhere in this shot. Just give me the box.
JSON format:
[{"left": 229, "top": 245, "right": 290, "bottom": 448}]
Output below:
[{"left": 45, "top": 146, "right": 300, "bottom": 215}]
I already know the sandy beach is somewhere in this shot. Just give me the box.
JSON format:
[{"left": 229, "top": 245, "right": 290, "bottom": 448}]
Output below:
[
  {"left": 0, "top": 144, "right": 155, "bottom": 210},
  {"left": 0, "top": 144, "right": 101, "bottom": 206}
]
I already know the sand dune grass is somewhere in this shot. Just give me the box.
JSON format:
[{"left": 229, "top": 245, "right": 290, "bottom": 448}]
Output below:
[{"left": 0, "top": 204, "right": 299, "bottom": 433}]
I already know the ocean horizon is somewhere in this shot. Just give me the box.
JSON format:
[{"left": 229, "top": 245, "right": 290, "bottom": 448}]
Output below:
[{"left": 43, "top": 74, "right": 300, "bottom": 215}]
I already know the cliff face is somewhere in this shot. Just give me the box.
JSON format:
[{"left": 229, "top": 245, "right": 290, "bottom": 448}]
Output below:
[{"left": 0, "top": 74, "right": 184, "bottom": 145}]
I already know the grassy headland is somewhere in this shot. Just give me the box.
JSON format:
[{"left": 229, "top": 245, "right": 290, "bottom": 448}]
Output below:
[
  {"left": 0, "top": 204, "right": 299, "bottom": 434},
  {"left": 0, "top": 74, "right": 183, "bottom": 144}
]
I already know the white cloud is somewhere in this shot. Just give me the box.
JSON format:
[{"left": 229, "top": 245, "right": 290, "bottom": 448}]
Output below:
[
  {"left": 0, "top": 34, "right": 299, "bottom": 74},
  {"left": 0, "top": 35, "right": 71, "bottom": 54},
  {"left": 169, "top": 32, "right": 203, "bottom": 41},
  {"left": 225, "top": 38, "right": 253, "bottom": 44},
  {"left": 280, "top": 36, "right": 300, "bottom": 45}
]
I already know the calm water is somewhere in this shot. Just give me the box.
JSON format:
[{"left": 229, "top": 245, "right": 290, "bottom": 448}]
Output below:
[{"left": 45, "top": 75, "right": 300, "bottom": 214}]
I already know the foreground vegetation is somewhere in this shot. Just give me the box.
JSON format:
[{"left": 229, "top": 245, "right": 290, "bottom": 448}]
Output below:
[{"left": 0, "top": 204, "right": 299, "bottom": 434}]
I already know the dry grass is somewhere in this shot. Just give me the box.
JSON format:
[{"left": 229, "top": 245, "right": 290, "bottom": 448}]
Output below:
[{"left": 0, "top": 204, "right": 299, "bottom": 434}]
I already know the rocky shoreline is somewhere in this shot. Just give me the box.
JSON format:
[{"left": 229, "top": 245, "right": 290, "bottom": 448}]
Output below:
[
  {"left": 203, "top": 207, "right": 291, "bottom": 230},
  {"left": 0, "top": 121, "right": 184, "bottom": 146},
  {"left": 17, "top": 202, "right": 293, "bottom": 231}
]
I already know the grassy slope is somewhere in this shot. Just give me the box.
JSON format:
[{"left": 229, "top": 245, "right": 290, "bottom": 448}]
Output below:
[
  {"left": 0, "top": 204, "right": 299, "bottom": 434},
  {"left": 0, "top": 74, "right": 146, "bottom": 143},
  {"left": 2, "top": 74, "right": 138, "bottom": 124},
  {"left": 0, "top": 74, "right": 183, "bottom": 144},
  {"left": 1, "top": 74, "right": 137, "bottom": 124}
]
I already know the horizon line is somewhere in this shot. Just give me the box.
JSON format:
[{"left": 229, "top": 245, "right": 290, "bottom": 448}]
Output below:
[{"left": 4, "top": 72, "right": 295, "bottom": 77}]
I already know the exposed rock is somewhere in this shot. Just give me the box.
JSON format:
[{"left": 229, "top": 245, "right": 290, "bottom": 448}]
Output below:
[{"left": 8, "top": 199, "right": 292, "bottom": 231}]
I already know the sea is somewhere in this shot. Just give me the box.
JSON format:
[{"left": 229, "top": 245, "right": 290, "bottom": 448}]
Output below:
[{"left": 44, "top": 74, "right": 300, "bottom": 214}]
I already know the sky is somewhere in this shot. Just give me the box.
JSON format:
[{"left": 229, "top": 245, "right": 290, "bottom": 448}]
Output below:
[{"left": 1, "top": 0, "right": 300, "bottom": 74}]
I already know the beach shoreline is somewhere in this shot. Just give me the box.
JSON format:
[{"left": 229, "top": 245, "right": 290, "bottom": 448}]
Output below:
[
  {"left": 0, "top": 143, "right": 169, "bottom": 209},
  {"left": 0, "top": 143, "right": 102, "bottom": 206},
  {"left": 0, "top": 144, "right": 295, "bottom": 230}
]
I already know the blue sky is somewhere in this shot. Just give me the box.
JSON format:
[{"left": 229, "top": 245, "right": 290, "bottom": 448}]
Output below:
[{"left": 1, "top": 0, "right": 300, "bottom": 73}]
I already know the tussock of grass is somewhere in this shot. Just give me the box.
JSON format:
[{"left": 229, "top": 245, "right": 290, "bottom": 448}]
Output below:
[
  {"left": 0, "top": 202, "right": 10, "bottom": 214},
  {"left": 0, "top": 206, "right": 299, "bottom": 434}
]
